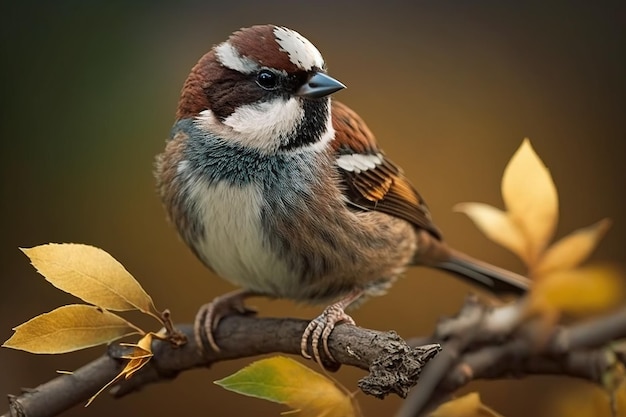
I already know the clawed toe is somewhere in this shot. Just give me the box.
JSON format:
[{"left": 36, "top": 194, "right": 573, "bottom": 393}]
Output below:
[
  {"left": 301, "top": 290, "right": 363, "bottom": 365},
  {"left": 195, "top": 288, "right": 363, "bottom": 365},
  {"left": 301, "top": 304, "right": 356, "bottom": 364},
  {"left": 194, "top": 289, "right": 256, "bottom": 354}
]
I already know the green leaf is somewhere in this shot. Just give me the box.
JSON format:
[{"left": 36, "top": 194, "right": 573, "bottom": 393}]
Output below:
[{"left": 215, "top": 356, "right": 356, "bottom": 417}]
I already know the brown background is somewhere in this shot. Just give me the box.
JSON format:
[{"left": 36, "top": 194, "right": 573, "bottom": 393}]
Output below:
[{"left": 1, "top": 1, "right": 625, "bottom": 416}]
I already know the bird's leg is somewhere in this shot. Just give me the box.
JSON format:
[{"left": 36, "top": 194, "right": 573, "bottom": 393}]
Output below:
[
  {"left": 194, "top": 289, "right": 258, "bottom": 353},
  {"left": 301, "top": 289, "right": 364, "bottom": 364}
]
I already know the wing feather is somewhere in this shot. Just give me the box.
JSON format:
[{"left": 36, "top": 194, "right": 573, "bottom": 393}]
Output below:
[{"left": 331, "top": 101, "right": 442, "bottom": 238}]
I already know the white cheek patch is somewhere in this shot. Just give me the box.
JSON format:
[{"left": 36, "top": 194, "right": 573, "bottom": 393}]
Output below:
[
  {"left": 215, "top": 41, "right": 260, "bottom": 73},
  {"left": 195, "top": 109, "right": 224, "bottom": 136},
  {"left": 336, "top": 153, "right": 384, "bottom": 173},
  {"left": 195, "top": 97, "right": 304, "bottom": 153},
  {"left": 273, "top": 26, "right": 325, "bottom": 71}
]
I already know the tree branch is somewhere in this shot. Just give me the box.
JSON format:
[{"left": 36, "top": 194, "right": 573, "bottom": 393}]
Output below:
[
  {"left": 397, "top": 302, "right": 626, "bottom": 417},
  {"left": 2, "top": 316, "right": 440, "bottom": 417},
  {"left": 4, "top": 301, "right": 626, "bottom": 417}
]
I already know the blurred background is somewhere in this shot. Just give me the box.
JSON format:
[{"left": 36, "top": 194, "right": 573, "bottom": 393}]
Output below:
[{"left": 1, "top": 1, "right": 625, "bottom": 416}]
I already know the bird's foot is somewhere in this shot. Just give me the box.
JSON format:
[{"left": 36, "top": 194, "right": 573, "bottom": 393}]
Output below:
[
  {"left": 301, "top": 290, "right": 363, "bottom": 365},
  {"left": 194, "top": 289, "right": 257, "bottom": 354}
]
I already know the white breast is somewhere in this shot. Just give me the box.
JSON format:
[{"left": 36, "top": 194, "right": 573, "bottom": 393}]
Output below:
[{"left": 188, "top": 179, "right": 292, "bottom": 293}]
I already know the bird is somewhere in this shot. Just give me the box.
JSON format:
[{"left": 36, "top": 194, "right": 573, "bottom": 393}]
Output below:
[{"left": 155, "top": 24, "right": 530, "bottom": 364}]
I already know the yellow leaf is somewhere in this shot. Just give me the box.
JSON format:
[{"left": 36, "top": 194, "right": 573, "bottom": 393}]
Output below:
[
  {"left": 2, "top": 305, "right": 140, "bottom": 353},
  {"left": 501, "top": 139, "right": 558, "bottom": 266},
  {"left": 533, "top": 218, "right": 612, "bottom": 277},
  {"left": 530, "top": 265, "right": 625, "bottom": 315},
  {"left": 610, "top": 371, "right": 626, "bottom": 417},
  {"left": 22, "top": 244, "right": 156, "bottom": 314},
  {"left": 215, "top": 356, "right": 356, "bottom": 417},
  {"left": 454, "top": 202, "right": 528, "bottom": 263},
  {"left": 86, "top": 333, "right": 155, "bottom": 406},
  {"left": 119, "top": 333, "right": 155, "bottom": 379},
  {"left": 546, "top": 383, "right": 624, "bottom": 417},
  {"left": 430, "top": 392, "right": 503, "bottom": 417}
]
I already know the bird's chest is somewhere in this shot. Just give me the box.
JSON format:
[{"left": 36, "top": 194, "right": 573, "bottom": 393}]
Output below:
[{"left": 189, "top": 180, "right": 292, "bottom": 294}]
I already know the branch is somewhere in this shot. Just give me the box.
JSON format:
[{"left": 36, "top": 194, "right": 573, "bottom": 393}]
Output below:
[
  {"left": 397, "top": 301, "right": 626, "bottom": 417},
  {"left": 5, "top": 299, "right": 625, "bottom": 417},
  {"left": 2, "top": 316, "right": 440, "bottom": 417}
]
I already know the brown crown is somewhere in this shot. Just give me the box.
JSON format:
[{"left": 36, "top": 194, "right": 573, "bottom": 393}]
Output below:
[
  {"left": 228, "top": 25, "right": 300, "bottom": 72},
  {"left": 175, "top": 24, "right": 300, "bottom": 120}
]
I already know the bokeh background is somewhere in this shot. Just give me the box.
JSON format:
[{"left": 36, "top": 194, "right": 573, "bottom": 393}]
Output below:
[{"left": 1, "top": 1, "right": 625, "bottom": 416}]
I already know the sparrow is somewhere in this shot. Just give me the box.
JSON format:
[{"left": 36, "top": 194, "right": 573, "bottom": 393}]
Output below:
[{"left": 155, "top": 24, "right": 530, "bottom": 364}]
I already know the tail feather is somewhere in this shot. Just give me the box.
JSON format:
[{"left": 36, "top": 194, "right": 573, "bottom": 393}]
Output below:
[{"left": 436, "top": 249, "right": 530, "bottom": 295}]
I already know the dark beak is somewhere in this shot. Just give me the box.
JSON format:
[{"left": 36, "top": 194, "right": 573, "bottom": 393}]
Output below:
[{"left": 296, "top": 72, "right": 346, "bottom": 98}]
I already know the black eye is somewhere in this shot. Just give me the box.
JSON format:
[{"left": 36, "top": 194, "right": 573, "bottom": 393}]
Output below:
[{"left": 256, "top": 69, "right": 278, "bottom": 90}]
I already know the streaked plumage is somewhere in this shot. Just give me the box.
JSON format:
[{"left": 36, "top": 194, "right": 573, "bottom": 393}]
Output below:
[{"left": 155, "top": 24, "right": 530, "bottom": 364}]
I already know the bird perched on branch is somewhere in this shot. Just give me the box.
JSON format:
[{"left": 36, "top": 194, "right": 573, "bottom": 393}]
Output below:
[{"left": 155, "top": 24, "right": 529, "bottom": 364}]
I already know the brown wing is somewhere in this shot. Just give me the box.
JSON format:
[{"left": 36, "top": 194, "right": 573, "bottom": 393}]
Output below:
[{"left": 331, "top": 101, "right": 442, "bottom": 239}]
